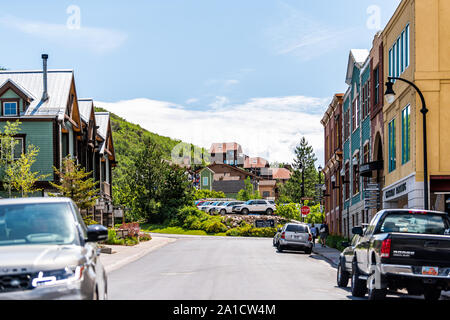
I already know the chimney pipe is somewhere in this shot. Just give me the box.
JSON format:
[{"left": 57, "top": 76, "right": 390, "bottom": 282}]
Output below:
[{"left": 42, "top": 54, "right": 49, "bottom": 101}]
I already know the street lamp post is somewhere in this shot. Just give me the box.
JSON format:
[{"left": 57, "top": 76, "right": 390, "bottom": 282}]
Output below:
[{"left": 385, "top": 77, "right": 429, "bottom": 210}]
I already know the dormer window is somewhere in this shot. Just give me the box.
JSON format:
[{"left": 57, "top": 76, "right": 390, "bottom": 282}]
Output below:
[{"left": 3, "top": 101, "right": 18, "bottom": 116}]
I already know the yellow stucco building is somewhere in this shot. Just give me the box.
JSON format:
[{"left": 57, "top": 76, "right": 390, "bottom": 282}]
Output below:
[{"left": 382, "top": 0, "right": 450, "bottom": 211}]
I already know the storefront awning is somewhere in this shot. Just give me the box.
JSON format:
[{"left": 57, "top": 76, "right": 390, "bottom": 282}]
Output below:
[{"left": 359, "top": 161, "right": 384, "bottom": 177}]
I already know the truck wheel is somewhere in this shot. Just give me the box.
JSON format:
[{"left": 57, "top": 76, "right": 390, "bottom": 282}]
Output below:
[
  {"left": 424, "top": 286, "right": 441, "bottom": 301},
  {"left": 351, "top": 261, "right": 367, "bottom": 298},
  {"left": 337, "top": 260, "right": 349, "bottom": 288}
]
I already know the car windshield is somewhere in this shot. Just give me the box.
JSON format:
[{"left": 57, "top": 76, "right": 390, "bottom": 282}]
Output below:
[
  {"left": 0, "top": 203, "right": 78, "bottom": 246},
  {"left": 285, "top": 224, "right": 307, "bottom": 233},
  {"left": 379, "top": 212, "right": 450, "bottom": 235}
]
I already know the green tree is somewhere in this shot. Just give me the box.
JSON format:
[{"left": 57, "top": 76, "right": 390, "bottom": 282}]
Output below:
[
  {"left": 237, "top": 177, "right": 261, "bottom": 201},
  {"left": 193, "top": 189, "right": 226, "bottom": 200},
  {"left": 279, "top": 137, "right": 319, "bottom": 204},
  {"left": 5, "top": 145, "right": 50, "bottom": 197},
  {"left": 0, "top": 121, "right": 22, "bottom": 197},
  {"left": 49, "top": 156, "right": 99, "bottom": 211}
]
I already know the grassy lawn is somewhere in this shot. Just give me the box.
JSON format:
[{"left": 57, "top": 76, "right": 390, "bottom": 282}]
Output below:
[{"left": 140, "top": 224, "right": 227, "bottom": 237}]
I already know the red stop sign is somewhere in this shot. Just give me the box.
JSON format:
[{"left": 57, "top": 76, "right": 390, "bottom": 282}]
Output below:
[{"left": 301, "top": 206, "right": 311, "bottom": 216}]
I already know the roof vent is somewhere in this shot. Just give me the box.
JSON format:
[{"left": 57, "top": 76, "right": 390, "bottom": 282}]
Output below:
[{"left": 41, "top": 54, "right": 49, "bottom": 101}]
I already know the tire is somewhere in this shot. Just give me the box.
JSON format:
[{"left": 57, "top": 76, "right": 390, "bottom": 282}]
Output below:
[
  {"left": 277, "top": 243, "right": 284, "bottom": 252},
  {"left": 220, "top": 209, "right": 227, "bottom": 215},
  {"left": 242, "top": 208, "right": 249, "bottom": 215},
  {"left": 304, "top": 247, "right": 312, "bottom": 254},
  {"left": 266, "top": 208, "right": 273, "bottom": 215},
  {"left": 351, "top": 261, "right": 367, "bottom": 298},
  {"left": 337, "top": 260, "right": 350, "bottom": 288},
  {"left": 424, "top": 286, "right": 441, "bottom": 301}
]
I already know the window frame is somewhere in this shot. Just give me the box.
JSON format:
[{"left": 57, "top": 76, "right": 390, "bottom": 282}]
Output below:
[
  {"left": 402, "top": 105, "right": 411, "bottom": 165},
  {"left": 388, "top": 118, "right": 397, "bottom": 172}
]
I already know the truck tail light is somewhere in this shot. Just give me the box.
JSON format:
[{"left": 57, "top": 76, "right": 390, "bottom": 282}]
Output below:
[
  {"left": 281, "top": 232, "right": 285, "bottom": 240},
  {"left": 380, "top": 238, "right": 391, "bottom": 258}
]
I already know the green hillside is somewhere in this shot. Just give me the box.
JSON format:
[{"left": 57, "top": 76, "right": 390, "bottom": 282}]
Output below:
[{"left": 94, "top": 107, "right": 207, "bottom": 168}]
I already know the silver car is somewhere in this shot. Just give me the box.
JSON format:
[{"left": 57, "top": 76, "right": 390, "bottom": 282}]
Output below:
[
  {"left": 276, "top": 223, "right": 313, "bottom": 254},
  {"left": 213, "top": 201, "right": 245, "bottom": 215},
  {"left": 0, "top": 198, "right": 108, "bottom": 300}
]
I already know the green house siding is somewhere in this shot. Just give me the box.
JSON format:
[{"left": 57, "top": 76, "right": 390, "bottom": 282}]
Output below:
[
  {"left": 362, "top": 117, "right": 371, "bottom": 145},
  {"left": 200, "top": 169, "right": 213, "bottom": 191},
  {"left": 351, "top": 128, "right": 360, "bottom": 155},
  {"left": 343, "top": 140, "right": 350, "bottom": 162},
  {"left": 0, "top": 121, "right": 54, "bottom": 181}
]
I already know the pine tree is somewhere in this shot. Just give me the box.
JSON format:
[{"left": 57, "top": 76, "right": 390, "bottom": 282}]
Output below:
[
  {"left": 279, "top": 137, "right": 319, "bottom": 203},
  {"left": 49, "top": 156, "right": 99, "bottom": 210}
]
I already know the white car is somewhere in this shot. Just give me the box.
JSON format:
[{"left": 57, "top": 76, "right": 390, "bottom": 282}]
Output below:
[
  {"left": 199, "top": 201, "right": 225, "bottom": 213},
  {"left": 232, "top": 199, "right": 276, "bottom": 215},
  {"left": 212, "top": 201, "right": 245, "bottom": 215},
  {"left": 276, "top": 223, "right": 313, "bottom": 254}
]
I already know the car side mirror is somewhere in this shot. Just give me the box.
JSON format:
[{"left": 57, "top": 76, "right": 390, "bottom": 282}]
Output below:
[
  {"left": 352, "top": 226, "right": 364, "bottom": 236},
  {"left": 341, "top": 241, "right": 350, "bottom": 248},
  {"left": 87, "top": 224, "right": 108, "bottom": 242}
]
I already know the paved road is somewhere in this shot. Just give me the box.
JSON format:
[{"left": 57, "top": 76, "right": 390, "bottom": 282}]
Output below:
[{"left": 108, "top": 235, "right": 354, "bottom": 300}]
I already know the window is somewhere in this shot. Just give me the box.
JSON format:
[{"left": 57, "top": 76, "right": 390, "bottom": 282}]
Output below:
[
  {"left": 1, "top": 137, "right": 24, "bottom": 160},
  {"left": 3, "top": 102, "right": 18, "bottom": 116},
  {"left": 202, "top": 177, "right": 208, "bottom": 186},
  {"left": 352, "top": 100, "right": 356, "bottom": 131},
  {"left": 402, "top": 105, "right": 411, "bottom": 164},
  {"left": 374, "top": 67, "right": 379, "bottom": 106},
  {"left": 345, "top": 162, "right": 350, "bottom": 200},
  {"left": 388, "top": 119, "right": 396, "bottom": 172},
  {"left": 353, "top": 152, "right": 360, "bottom": 195},
  {"left": 389, "top": 24, "right": 410, "bottom": 78},
  {"left": 363, "top": 143, "right": 370, "bottom": 164},
  {"left": 13, "top": 138, "right": 24, "bottom": 160},
  {"left": 344, "top": 109, "right": 350, "bottom": 140}
]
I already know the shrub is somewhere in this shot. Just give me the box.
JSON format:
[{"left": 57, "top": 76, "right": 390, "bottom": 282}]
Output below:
[
  {"left": 225, "top": 222, "right": 275, "bottom": 238},
  {"left": 276, "top": 203, "right": 300, "bottom": 220},
  {"left": 319, "top": 234, "right": 348, "bottom": 252}
]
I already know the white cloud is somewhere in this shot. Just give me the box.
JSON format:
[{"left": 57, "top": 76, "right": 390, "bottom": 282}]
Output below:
[
  {"left": 96, "top": 95, "right": 330, "bottom": 165},
  {"left": 185, "top": 98, "right": 199, "bottom": 105},
  {"left": 265, "top": 3, "right": 357, "bottom": 61},
  {"left": 0, "top": 15, "right": 127, "bottom": 54}
]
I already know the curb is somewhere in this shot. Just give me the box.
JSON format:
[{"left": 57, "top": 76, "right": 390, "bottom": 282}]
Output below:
[{"left": 312, "top": 247, "right": 339, "bottom": 268}]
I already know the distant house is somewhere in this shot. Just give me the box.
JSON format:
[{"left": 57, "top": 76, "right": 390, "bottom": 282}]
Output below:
[
  {"left": 197, "top": 163, "right": 259, "bottom": 198},
  {"left": 210, "top": 142, "right": 246, "bottom": 167},
  {"left": 0, "top": 55, "right": 118, "bottom": 227},
  {"left": 244, "top": 157, "right": 269, "bottom": 176}
]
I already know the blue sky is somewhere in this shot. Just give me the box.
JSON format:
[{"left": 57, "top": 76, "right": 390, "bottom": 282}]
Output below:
[{"left": 0, "top": 0, "right": 401, "bottom": 164}]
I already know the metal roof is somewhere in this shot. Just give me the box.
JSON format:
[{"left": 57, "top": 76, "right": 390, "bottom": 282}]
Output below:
[
  {"left": 78, "top": 99, "right": 94, "bottom": 123},
  {"left": 94, "top": 112, "right": 109, "bottom": 140},
  {"left": 0, "top": 69, "right": 73, "bottom": 116}
]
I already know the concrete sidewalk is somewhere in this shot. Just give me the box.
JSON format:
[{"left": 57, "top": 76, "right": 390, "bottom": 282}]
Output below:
[
  {"left": 312, "top": 244, "right": 340, "bottom": 268},
  {"left": 99, "top": 236, "right": 176, "bottom": 273}
]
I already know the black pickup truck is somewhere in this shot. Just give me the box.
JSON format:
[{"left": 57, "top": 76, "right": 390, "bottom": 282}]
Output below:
[{"left": 349, "top": 209, "right": 450, "bottom": 300}]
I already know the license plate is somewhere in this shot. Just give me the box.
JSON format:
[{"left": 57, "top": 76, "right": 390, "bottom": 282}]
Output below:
[
  {"left": 293, "top": 235, "right": 300, "bottom": 239},
  {"left": 422, "top": 267, "right": 439, "bottom": 276}
]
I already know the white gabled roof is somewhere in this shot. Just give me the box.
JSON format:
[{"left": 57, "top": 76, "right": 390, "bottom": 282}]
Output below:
[
  {"left": 0, "top": 69, "right": 73, "bottom": 116},
  {"left": 78, "top": 98, "right": 94, "bottom": 123},
  {"left": 95, "top": 112, "right": 110, "bottom": 140},
  {"left": 345, "top": 49, "right": 369, "bottom": 85}
]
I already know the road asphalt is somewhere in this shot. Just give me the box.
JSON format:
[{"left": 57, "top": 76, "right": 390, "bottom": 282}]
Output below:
[{"left": 100, "top": 233, "right": 450, "bottom": 300}]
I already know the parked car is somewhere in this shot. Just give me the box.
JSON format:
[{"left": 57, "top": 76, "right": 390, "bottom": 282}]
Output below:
[
  {"left": 273, "top": 227, "right": 282, "bottom": 247},
  {"left": 213, "top": 201, "right": 245, "bottom": 215},
  {"left": 337, "top": 234, "right": 362, "bottom": 288},
  {"left": 0, "top": 198, "right": 108, "bottom": 300},
  {"left": 197, "top": 201, "right": 213, "bottom": 211},
  {"left": 350, "top": 209, "right": 450, "bottom": 300},
  {"left": 206, "top": 202, "right": 226, "bottom": 214},
  {"left": 232, "top": 200, "right": 276, "bottom": 215},
  {"left": 198, "top": 201, "right": 222, "bottom": 212},
  {"left": 276, "top": 223, "right": 313, "bottom": 254},
  {"left": 195, "top": 201, "right": 206, "bottom": 207}
]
